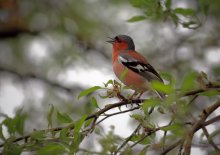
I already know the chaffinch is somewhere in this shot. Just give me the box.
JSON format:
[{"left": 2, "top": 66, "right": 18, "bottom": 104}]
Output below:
[{"left": 107, "top": 35, "right": 165, "bottom": 99}]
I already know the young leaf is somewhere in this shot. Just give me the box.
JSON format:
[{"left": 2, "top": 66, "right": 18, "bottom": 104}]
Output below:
[
  {"left": 198, "top": 0, "right": 210, "bottom": 15},
  {"left": 103, "top": 79, "right": 113, "bottom": 87},
  {"left": 160, "top": 72, "right": 176, "bottom": 85},
  {"left": 161, "top": 123, "right": 184, "bottom": 136},
  {"left": 181, "top": 72, "right": 197, "bottom": 94},
  {"left": 3, "top": 117, "right": 16, "bottom": 135},
  {"left": 57, "top": 110, "right": 73, "bottom": 124},
  {"left": 165, "top": 0, "right": 172, "bottom": 10},
  {"left": 2, "top": 143, "right": 22, "bottom": 155},
  {"left": 73, "top": 115, "right": 87, "bottom": 151},
  {"left": 84, "top": 119, "right": 93, "bottom": 128},
  {"left": 130, "top": 134, "right": 154, "bottom": 145},
  {"left": 15, "top": 113, "right": 26, "bottom": 135},
  {"left": 47, "top": 104, "right": 54, "bottom": 128},
  {"left": 60, "top": 128, "right": 69, "bottom": 138},
  {"left": 130, "top": 114, "right": 144, "bottom": 121},
  {"left": 129, "top": 0, "right": 146, "bottom": 8},
  {"left": 78, "top": 86, "right": 101, "bottom": 99},
  {"left": 91, "top": 97, "right": 99, "bottom": 109},
  {"left": 30, "top": 131, "right": 45, "bottom": 140},
  {"left": 151, "top": 81, "right": 174, "bottom": 94},
  {"left": 0, "top": 124, "right": 5, "bottom": 140},
  {"left": 127, "top": 16, "right": 146, "bottom": 22},
  {"left": 174, "top": 8, "right": 196, "bottom": 16},
  {"left": 199, "top": 90, "right": 219, "bottom": 97},
  {"left": 36, "top": 144, "right": 67, "bottom": 155},
  {"left": 141, "top": 99, "right": 159, "bottom": 114}
]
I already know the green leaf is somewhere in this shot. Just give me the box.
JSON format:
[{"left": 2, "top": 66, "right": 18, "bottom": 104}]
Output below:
[
  {"left": 129, "top": 0, "right": 146, "bottom": 8},
  {"left": 103, "top": 79, "right": 113, "bottom": 87},
  {"left": 161, "top": 123, "right": 184, "bottom": 135},
  {"left": 160, "top": 72, "right": 176, "bottom": 85},
  {"left": 174, "top": 8, "right": 196, "bottom": 16},
  {"left": 36, "top": 144, "right": 67, "bottom": 155},
  {"left": 60, "top": 128, "right": 69, "bottom": 138},
  {"left": 47, "top": 104, "right": 54, "bottom": 128},
  {"left": 181, "top": 72, "right": 197, "bottom": 94},
  {"left": 151, "top": 81, "right": 174, "bottom": 94},
  {"left": 74, "top": 115, "right": 87, "bottom": 134},
  {"left": 78, "top": 86, "right": 101, "bottom": 99},
  {"left": 199, "top": 0, "right": 210, "bottom": 15},
  {"left": 141, "top": 99, "right": 159, "bottom": 114},
  {"left": 2, "top": 111, "right": 26, "bottom": 136},
  {"left": 127, "top": 15, "right": 146, "bottom": 22},
  {"left": 2, "top": 143, "right": 22, "bottom": 155},
  {"left": 91, "top": 97, "right": 99, "bottom": 109},
  {"left": 170, "top": 12, "right": 179, "bottom": 26},
  {"left": 57, "top": 111, "right": 73, "bottom": 124},
  {"left": 199, "top": 90, "right": 219, "bottom": 97},
  {"left": 3, "top": 117, "right": 16, "bottom": 135},
  {"left": 130, "top": 114, "right": 143, "bottom": 121},
  {"left": 130, "top": 134, "right": 154, "bottom": 145},
  {"left": 161, "top": 124, "right": 181, "bottom": 131},
  {"left": 14, "top": 113, "right": 26, "bottom": 135},
  {"left": 0, "top": 124, "right": 5, "bottom": 140},
  {"left": 84, "top": 119, "right": 93, "bottom": 128},
  {"left": 182, "top": 21, "right": 198, "bottom": 28},
  {"left": 31, "top": 131, "right": 45, "bottom": 140},
  {"left": 73, "top": 115, "right": 87, "bottom": 150},
  {"left": 165, "top": 0, "right": 172, "bottom": 10}
]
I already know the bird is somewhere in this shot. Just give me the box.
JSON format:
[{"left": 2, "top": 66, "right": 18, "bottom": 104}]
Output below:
[{"left": 107, "top": 35, "right": 165, "bottom": 99}]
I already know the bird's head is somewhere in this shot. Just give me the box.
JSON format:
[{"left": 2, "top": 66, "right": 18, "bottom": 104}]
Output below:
[{"left": 107, "top": 35, "right": 135, "bottom": 51}]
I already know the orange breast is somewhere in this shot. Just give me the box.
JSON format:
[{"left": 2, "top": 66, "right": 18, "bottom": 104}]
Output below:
[{"left": 113, "top": 60, "right": 149, "bottom": 92}]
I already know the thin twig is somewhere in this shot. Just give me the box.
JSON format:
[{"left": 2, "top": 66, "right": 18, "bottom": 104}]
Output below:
[
  {"left": 96, "top": 106, "right": 140, "bottom": 125},
  {"left": 160, "top": 139, "right": 183, "bottom": 155},
  {"left": 201, "top": 126, "right": 220, "bottom": 150},
  {"left": 162, "top": 119, "right": 173, "bottom": 150},
  {"left": 204, "top": 115, "right": 220, "bottom": 126},
  {"left": 114, "top": 123, "right": 142, "bottom": 155}
]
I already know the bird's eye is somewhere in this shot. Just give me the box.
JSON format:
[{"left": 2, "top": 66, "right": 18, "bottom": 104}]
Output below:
[{"left": 115, "top": 36, "right": 122, "bottom": 43}]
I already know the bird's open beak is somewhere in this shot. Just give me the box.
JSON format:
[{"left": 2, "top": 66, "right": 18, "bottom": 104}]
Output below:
[{"left": 106, "top": 37, "right": 115, "bottom": 44}]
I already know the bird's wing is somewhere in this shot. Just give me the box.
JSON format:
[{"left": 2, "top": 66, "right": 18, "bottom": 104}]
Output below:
[{"left": 118, "top": 52, "right": 163, "bottom": 82}]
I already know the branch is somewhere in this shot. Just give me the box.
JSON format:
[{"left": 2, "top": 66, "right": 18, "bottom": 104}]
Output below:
[
  {"left": 85, "top": 99, "right": 144, "bottom": 120},
  {"left": 0, "top": 99, "right": 144, "bottom": 147},
  {"left": 204, "top": 115, "right": 220, "bottom": 126},
  {"left": 184, "top": 100, "right": 220, "bottom": 155},
  {"left": 183, "top": 83, "right": 220, "bottom": 96},
  {"left": 161, "top": 103, "right": 220, "bottom": 155},
  {"left": 160, "top": 139, "right": 183, "bottom": 155}
]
